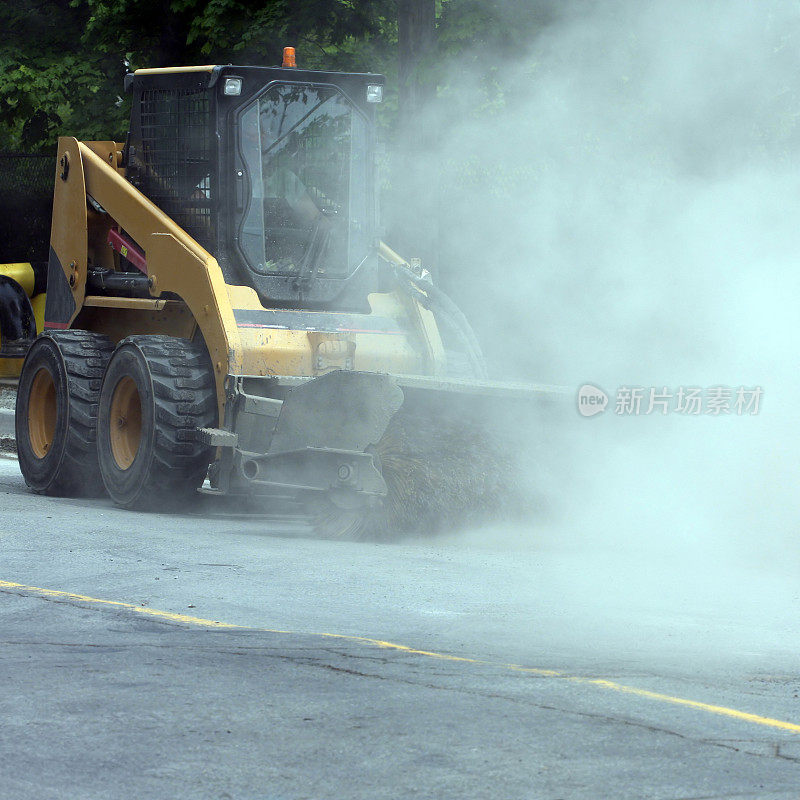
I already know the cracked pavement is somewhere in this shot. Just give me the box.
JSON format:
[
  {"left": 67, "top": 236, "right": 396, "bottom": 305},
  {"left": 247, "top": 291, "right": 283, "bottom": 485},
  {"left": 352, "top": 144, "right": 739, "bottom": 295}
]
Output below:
[{"left": 1, "top": 458, "right": 800, "bottom": 798}]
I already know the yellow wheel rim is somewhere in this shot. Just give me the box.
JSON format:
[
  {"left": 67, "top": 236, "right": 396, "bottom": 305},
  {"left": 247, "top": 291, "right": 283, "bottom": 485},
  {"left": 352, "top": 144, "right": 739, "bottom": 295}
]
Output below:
[
  {"left": 28, "top": 368, "right": 57, "bottom": 459},
  {"left": 109, "top": 376, "right": 142, "bottom": 470}
]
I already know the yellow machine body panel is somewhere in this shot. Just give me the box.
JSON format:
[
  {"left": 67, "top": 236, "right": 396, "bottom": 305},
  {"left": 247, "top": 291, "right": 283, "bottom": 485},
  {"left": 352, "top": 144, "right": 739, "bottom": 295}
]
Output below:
[
  {"left": 133, "top": 66, "right": 217, "bottom": 75},
  {"left": 0, "top": 357, "right": 22, "bottom": 378},
  {"left": 229, "top": 288, "right": 442, "bottom": 378},
  {"left": 30, "top": 293, "right": 46, "bottom": 337},
  {"left": 48, "top": 138, "right": 244, "bottom": 418},
  {"left": 42, "top": 137, "right": 447, "bottom": 418},
  {"left": 1, "top": 263, "right": 37, "bottom": 297},
  {"left": 234, "top": 318, "right": 428, "bottom": 378}
]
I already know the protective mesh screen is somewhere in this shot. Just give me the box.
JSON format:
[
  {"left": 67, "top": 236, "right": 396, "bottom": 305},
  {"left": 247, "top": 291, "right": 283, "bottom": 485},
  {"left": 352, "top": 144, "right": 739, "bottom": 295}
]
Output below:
[
  {"left": 133, "top": 87, "right": 214, "bottom": 250},
  {"left": 0, "top": 154, "right": 53, "bottom": 262}
]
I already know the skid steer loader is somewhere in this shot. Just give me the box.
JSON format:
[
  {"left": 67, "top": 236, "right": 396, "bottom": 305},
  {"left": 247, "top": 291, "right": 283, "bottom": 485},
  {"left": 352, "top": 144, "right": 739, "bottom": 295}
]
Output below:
[{"left": 3, "top": 54, "right": 564, "bottom": 537}]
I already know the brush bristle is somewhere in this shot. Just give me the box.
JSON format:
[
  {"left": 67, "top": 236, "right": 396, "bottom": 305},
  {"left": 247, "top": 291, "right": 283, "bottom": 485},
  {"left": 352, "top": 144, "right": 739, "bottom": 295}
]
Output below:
[{"left": 309, "top": 405, "right": 523, "bottom": 540}]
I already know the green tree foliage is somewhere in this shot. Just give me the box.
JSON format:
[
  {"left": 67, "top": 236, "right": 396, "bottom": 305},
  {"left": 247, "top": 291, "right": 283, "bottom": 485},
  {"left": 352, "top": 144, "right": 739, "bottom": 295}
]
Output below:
[
  {"left": 0, "top": 0, "right": 554, "bottom": 151},
  {"left": 0, "top": 0, "right": 399, "bottom": 151},
  {"left": 0, "top": 1, "right": 127, "bottom": 149}
]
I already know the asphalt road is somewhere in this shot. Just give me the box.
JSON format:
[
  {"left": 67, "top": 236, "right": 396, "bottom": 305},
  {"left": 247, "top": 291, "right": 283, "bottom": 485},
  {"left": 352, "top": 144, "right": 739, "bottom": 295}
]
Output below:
[{"left": 2, "top": 455, "right": 800, "bottom": 799}]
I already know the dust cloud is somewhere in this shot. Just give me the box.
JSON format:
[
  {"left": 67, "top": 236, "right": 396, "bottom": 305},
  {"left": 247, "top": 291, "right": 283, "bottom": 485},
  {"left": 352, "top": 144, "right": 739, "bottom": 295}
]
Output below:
[{"left": 405, "top": 1, "right": 800, "bottom": 566}]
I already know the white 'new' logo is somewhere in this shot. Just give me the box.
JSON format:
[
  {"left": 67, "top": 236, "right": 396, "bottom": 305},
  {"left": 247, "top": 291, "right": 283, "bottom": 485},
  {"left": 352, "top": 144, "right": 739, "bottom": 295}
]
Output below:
[{"left": 577, "top": 384, "right": 608, "bottom": 417}]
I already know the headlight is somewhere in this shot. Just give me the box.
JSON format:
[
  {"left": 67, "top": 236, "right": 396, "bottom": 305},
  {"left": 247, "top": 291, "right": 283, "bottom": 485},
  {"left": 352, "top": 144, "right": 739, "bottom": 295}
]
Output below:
[
  {"left": 223, "top": 77, "right": 243, "bottom": 96},
  {"left": 366, "top": 84, "right": 383, "bottom": 103}
]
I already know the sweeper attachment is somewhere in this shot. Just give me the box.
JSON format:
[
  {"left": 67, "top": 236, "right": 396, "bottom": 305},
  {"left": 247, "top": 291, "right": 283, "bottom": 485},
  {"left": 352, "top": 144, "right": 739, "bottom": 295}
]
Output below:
[{"left": 5, "top": 59, "right": 565, "bottom": 538}]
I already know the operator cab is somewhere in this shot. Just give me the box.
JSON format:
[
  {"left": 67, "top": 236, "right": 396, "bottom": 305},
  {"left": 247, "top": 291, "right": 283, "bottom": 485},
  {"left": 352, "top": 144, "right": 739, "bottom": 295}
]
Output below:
[{"left": 124, "top": 59, "right": 385, "bottom": 311}]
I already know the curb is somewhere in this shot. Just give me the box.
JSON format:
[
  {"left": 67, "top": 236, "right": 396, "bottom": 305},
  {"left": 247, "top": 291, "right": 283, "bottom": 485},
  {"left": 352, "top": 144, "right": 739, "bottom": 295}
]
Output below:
[
  {"left": 0, "top": 408, "right": 14, "bottom": 435},
  {"left": 0, "top": 409, "right": 16, "bottom": 456}
]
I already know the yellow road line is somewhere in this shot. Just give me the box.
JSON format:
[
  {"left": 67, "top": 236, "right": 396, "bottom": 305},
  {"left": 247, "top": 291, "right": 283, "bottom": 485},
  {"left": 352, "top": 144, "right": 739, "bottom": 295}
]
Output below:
[
  {"left": 0, "top": 580, "right": 246, "bottom": 629},
  {"left": 2, "top": 578, "right": 799, "bottom": 734},
  {"left": 574, "top": 678, "right": 800, "bottom": 733}
]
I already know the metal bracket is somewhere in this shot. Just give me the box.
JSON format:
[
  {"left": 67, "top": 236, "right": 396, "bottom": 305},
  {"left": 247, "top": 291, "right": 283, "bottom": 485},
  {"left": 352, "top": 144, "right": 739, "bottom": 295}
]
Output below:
[
  {"left": 199, "top": 428, "right": 239, "bottom": 448},
  {"left": 237, "top": 447, "right": 387, "bottom": 496}
]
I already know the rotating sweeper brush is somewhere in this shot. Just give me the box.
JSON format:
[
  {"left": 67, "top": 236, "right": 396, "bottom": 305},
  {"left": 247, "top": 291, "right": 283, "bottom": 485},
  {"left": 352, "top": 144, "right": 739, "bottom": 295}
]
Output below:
[
  {"left": 1, "top": 56, "right": 567, "bottom": 538},
  {"left": 308, "top": 392, "right": 525, "bottom": 540}
]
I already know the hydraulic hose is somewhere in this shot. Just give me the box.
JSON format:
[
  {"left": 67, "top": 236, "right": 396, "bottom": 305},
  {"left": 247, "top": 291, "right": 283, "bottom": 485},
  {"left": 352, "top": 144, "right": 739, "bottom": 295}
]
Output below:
[{"left": 378, "top": 245, "right": 488, "bottom": 380}]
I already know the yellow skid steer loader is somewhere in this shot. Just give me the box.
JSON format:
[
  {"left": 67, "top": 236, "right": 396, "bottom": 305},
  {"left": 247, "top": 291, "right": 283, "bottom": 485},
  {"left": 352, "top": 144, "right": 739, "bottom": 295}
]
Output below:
[{"left": 2, "top": 57, "right": 562, "bottom": 537}]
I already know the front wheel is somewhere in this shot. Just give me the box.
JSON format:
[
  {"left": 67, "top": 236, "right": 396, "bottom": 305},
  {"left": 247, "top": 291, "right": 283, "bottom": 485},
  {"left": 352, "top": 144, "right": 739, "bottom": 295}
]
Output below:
[
  {"left": 96, "top": 336, "right": 217, "bottom": 509},
  {"left": 16, "top": 330, "right": 114, "bottom": 496}
]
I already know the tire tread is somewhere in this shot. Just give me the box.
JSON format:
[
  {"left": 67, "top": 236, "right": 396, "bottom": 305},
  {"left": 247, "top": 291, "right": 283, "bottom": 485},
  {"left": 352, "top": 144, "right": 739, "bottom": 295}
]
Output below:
[
  {"left": 26, "top": 330, "right": 114, "bottom": 496},
  {"left": 107, "top": 335, "right": 216, "bottom": 508}
]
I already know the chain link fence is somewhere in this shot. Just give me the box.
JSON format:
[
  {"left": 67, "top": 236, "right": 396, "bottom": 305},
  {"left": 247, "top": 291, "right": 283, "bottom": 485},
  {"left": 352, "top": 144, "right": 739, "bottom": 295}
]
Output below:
[{"left": 0, "top": 154, "right": 54, "bottom": 263}]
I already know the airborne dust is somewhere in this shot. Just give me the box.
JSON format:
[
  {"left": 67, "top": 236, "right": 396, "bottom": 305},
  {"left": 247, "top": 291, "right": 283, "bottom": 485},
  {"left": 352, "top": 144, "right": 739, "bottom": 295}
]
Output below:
[
  {"left": 391, "top": 1, "right": 800, "bottom": 569},
  {"left": 377, "top": 1, "right": 800, "bottom": 667}
]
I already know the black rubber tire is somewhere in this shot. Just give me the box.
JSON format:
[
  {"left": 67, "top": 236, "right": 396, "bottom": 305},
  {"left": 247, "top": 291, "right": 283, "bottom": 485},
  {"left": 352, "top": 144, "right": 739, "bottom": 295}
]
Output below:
[
  {"left": 15, "top": 330, "right": 114, "bottom": 496},
  {"left": 96, "top": 335, "right": 217, "bottom": 509}
]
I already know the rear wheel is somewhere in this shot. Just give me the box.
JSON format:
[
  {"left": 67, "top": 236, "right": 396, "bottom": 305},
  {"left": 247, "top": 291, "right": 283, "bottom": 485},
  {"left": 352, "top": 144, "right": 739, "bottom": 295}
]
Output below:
[
  {"left": 97, "top": 335, "right": 217, "bottom": 509},
  {"left": 16, "top": 330, "right": 114, "bottom": 496}
]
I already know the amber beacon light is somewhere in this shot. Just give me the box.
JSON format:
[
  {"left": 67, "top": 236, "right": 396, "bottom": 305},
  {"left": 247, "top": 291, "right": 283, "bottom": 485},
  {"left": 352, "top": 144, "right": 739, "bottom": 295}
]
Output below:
[{"left": 282, "top": 47, "right": 297, "bottom": 68}]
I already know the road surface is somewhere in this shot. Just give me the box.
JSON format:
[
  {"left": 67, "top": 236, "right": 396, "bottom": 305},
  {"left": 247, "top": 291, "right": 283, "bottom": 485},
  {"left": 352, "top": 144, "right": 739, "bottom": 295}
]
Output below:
[{"left": 1, "top": 455, "right": 799, "bottom": 799}]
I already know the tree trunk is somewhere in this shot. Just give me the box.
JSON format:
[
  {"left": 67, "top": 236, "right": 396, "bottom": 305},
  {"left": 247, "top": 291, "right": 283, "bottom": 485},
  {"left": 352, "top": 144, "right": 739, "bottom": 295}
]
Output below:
[
  {"left": 395, "top": 0, "right": 439, "bottom": 271},
  {"left": 398, "top": 0, "right": 436, "bottom": 148}
]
